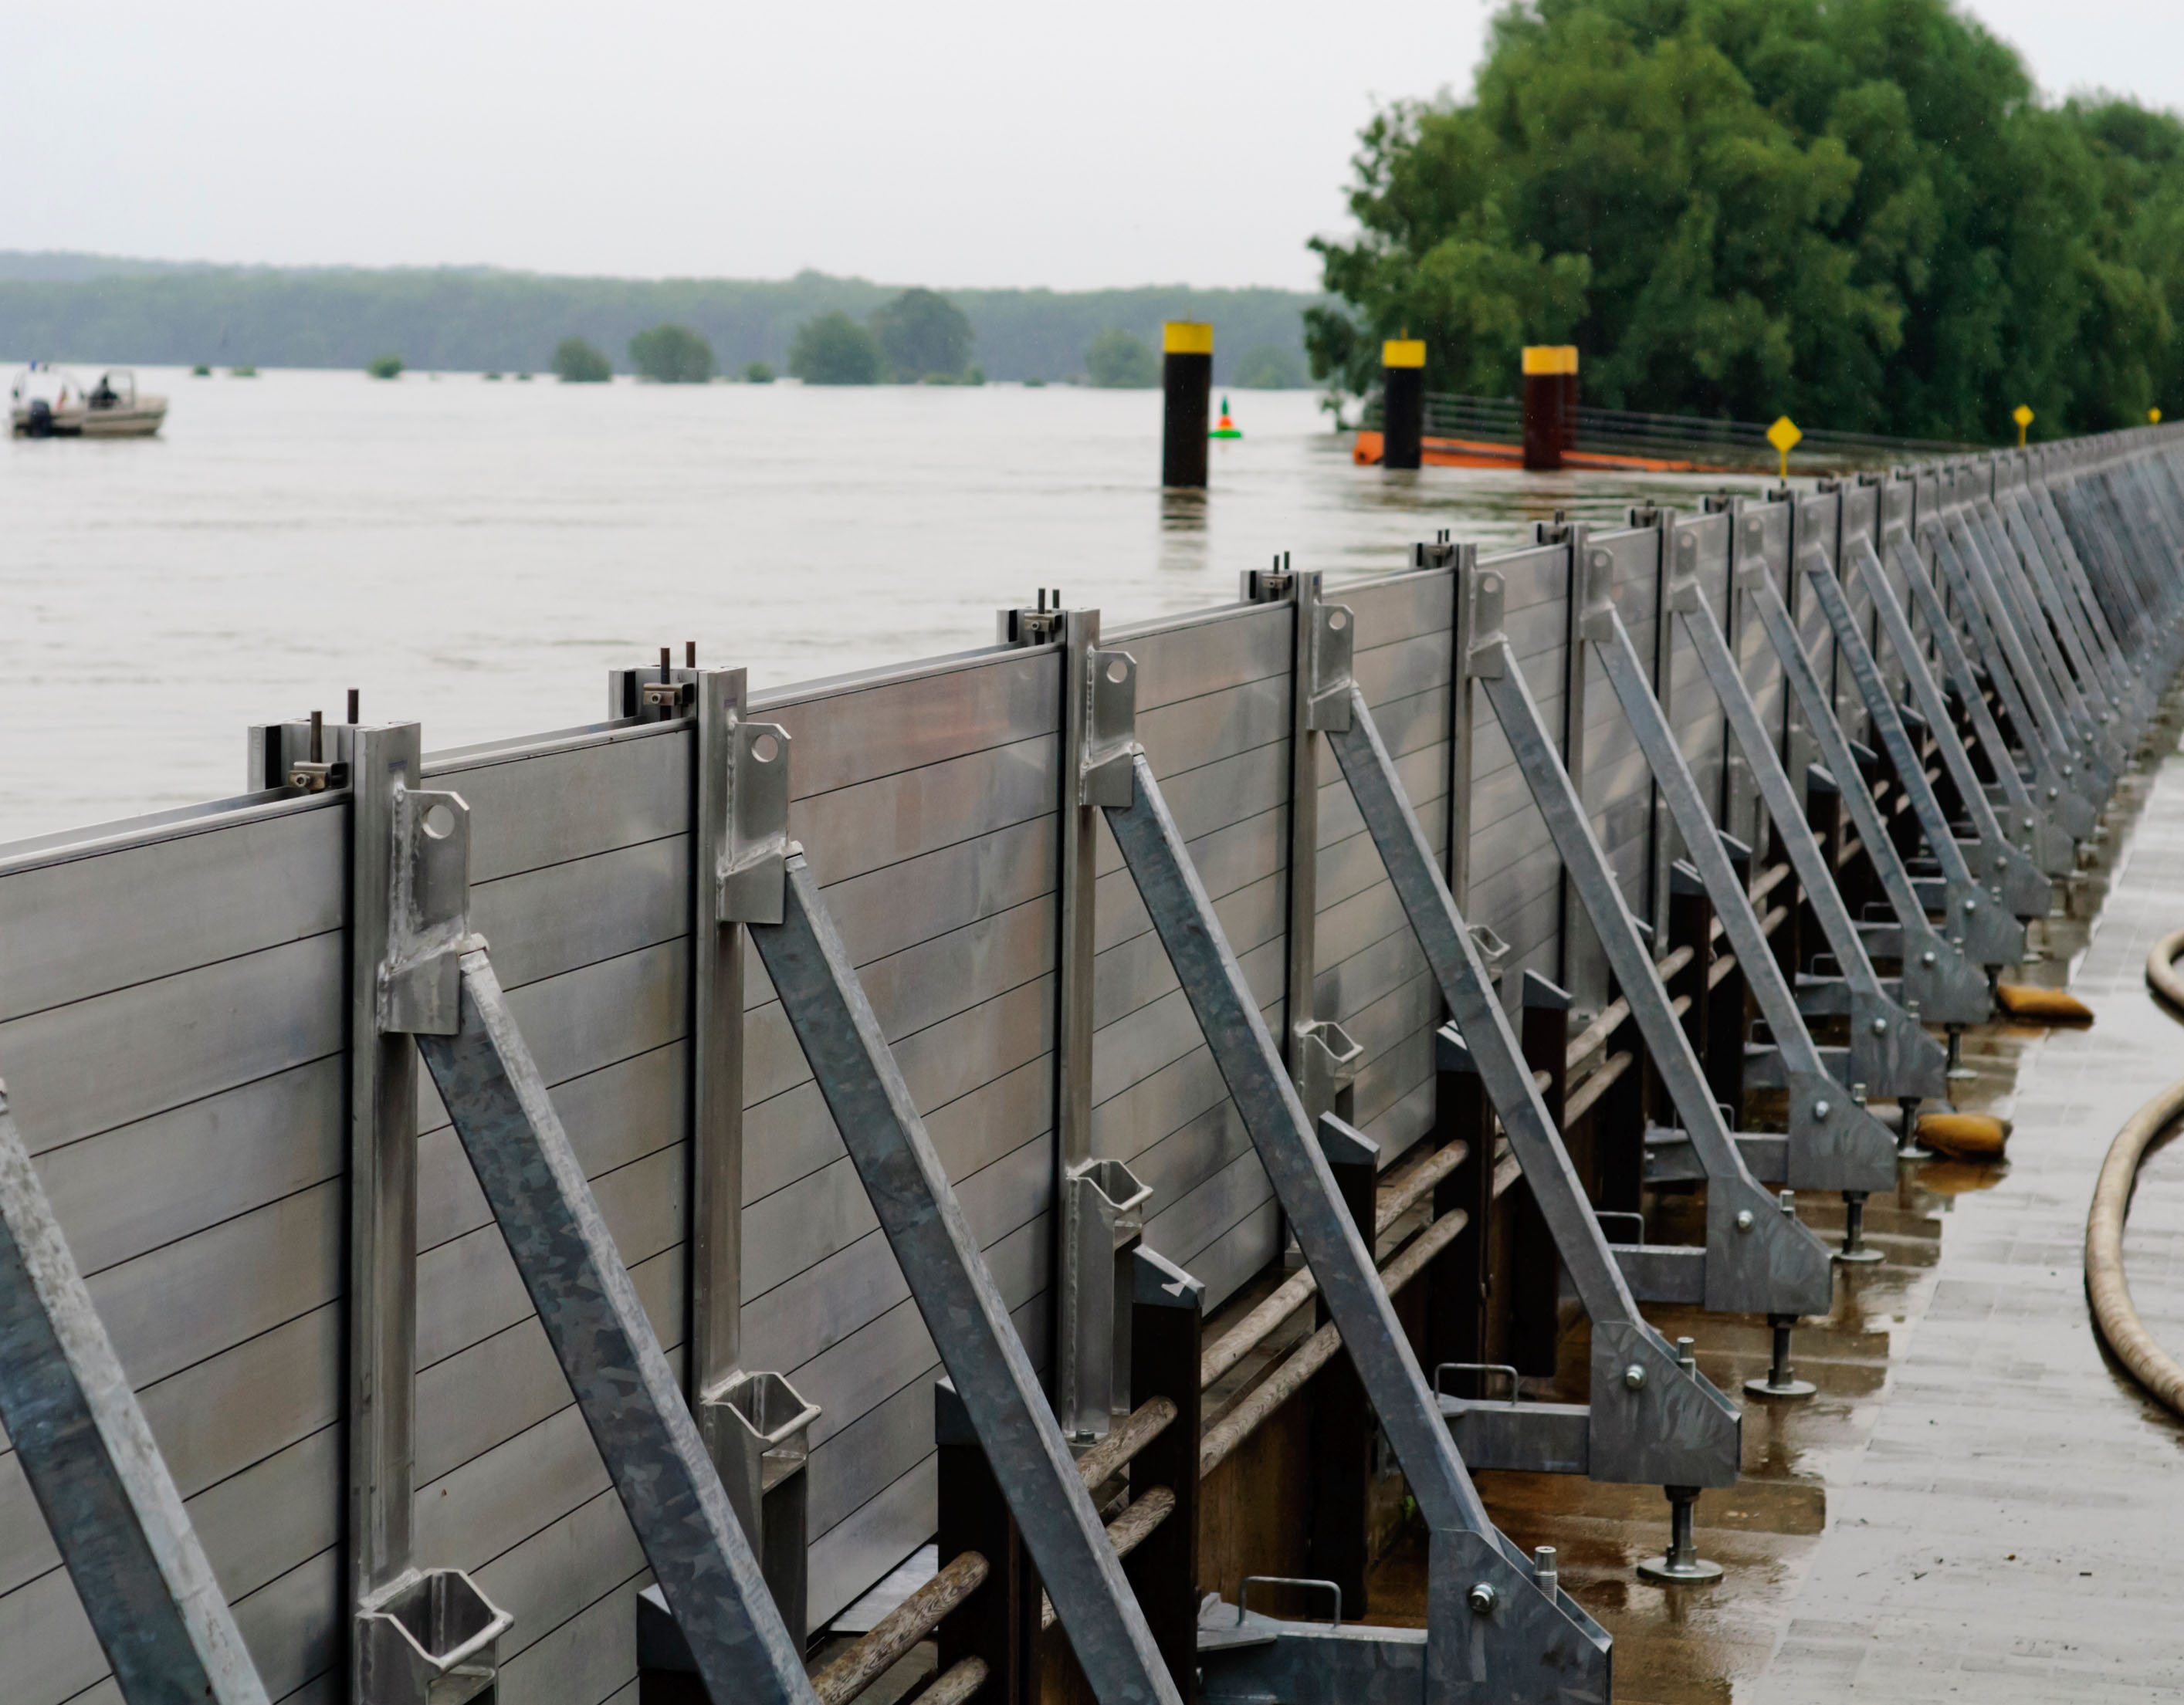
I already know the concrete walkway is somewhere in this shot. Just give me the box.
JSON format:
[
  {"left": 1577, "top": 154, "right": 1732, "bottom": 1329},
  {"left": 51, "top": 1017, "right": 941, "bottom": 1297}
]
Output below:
[{"left": 1756, "top": 736, "right": 2184, "bottom": 1702}]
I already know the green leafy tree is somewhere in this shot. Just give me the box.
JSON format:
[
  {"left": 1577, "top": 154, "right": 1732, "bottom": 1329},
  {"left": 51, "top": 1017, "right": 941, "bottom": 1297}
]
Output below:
[
  {"left": 790, "top": 312, "right": 882, "bottom": 384},
  {"left": 1310, "top": 0, "right": 2184, "bottom": 440},
  {"left": 742, "top": 360, "right": 776, "bottom": 384},
  {"left": 628, "top": 323, "right": 715, "bottom": 384},
  {"left": 1085, "top": 327, "right": 1159, "bottom": 388},
  {"left": 366, "top": 353, "right": 403, "bottom": 380},
  {"left": 553, "top": 335, "right": 612, "bottom": 382},
  {"left": 870, "top": 288, "right": 974, "bottom": 380}
]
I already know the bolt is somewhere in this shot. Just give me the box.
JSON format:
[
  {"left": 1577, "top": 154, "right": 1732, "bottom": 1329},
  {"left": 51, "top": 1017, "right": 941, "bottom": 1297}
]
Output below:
[
  {"left": 1677, "top": 1337, "right": 1698, "bottom": 1373},
  {"left": 1814, "top": 1098, "right": 1831, "bottom": 1120},
  {"left": 347, "top": 688, "right": 360, "bottom": 723},
  {"left": 1779, "top": 1189, "right": 1796, "bottom": 1215},
  {"left": 1624, "top": 1364, "right": 1647, "bottom": 1391},
  {"left": 686, "top": 640, "right": 696, "bottom": 667},
  {"left": 1922, "top": 950, "right": 1938, "bottom": 967},
  {"left": 1962, "top": 896, "right": 1979, "bottom": 914},
  {"left": 1468, "top": 1583, "right": 1498, "bottom": 1615},
  {"left": 1871, "top": 1016, "right": 1889, "bottom": 1035},
  {"left": 1534, "top": 1546, "right": 1559, "bottom": 1595},
  {"left": 1735, "top": 1209, "right": 1755, "bottom": 1232}
]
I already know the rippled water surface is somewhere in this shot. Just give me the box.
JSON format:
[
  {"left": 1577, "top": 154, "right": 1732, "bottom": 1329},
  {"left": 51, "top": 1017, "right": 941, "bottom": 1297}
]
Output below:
[{"left": 2, "top": 367, "right": 1761, "bottom": 841}]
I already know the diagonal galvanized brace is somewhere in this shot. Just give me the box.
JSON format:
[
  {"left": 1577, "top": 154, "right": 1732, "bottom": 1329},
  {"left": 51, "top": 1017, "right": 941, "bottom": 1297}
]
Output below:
[
  {"left": 1739, "top": 551, "right": 1992, "bottom": 1023},
  {"left": 748, "top": 854, "right": 1180, "bottom": 1705},
  {"left": 1841, "top": 534, "right": 2054, "bottom": 916},
  {"left": 0, "top": 1081, "right": 273, "bottom": 1705},
  {"left": 1881, "top": 533, "right": 2074, "bottom": 878},
  {"left": 415, "top": 949, "right": 817, "bottom": 1705},
  {"left": 1323, "top": 682, "right": 1739, "bottom": 1488},
  {"left": 1580, "top": 562, "right": 1898, "bottom": 1193},
  {"left": 1469, "top": 628, "right": 1833, "bottom": 1318},
  {"left": 1102, "top": 752, "right": 1613, "bottom": 1700},
  {"left": 1667, "top": 548, "right": 1948, "bottom": 1102},
  {"left": 1797, "top": 543, "right": 2026, "bottom": 969}
]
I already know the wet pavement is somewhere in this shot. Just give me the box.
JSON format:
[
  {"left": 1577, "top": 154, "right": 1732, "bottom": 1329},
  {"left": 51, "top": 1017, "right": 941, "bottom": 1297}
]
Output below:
[{"left": 1367, "top": 694, "right": 2184, "bottom": 1701}]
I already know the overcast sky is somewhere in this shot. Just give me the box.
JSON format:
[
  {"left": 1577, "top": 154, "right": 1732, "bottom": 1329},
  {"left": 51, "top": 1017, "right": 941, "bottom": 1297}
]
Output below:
[{"left": 10, "top": 0, "right": 2182, "bottom": 293}]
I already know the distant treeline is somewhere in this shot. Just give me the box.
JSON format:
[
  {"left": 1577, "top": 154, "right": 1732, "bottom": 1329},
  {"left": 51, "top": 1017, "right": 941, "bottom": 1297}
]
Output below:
[{"left": 0, "top": 255, "right": 1320, "bottom": 386}]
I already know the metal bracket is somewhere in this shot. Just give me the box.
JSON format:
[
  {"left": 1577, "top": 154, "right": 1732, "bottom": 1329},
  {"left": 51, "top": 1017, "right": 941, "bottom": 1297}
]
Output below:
[
  {"left": 1295, "top": 1019, "right": 1363, "bottom": 1125},
  {"left": 1059, "top": 1157, "right": 1154, "bottom": 1442},
  {"left": 1082, "top": 647, "right": 1140, "bottom": 808},
  {"left": 1463, "top": 567, "right": 1508, "bottom": 680},
  {"left": 1307, "top": 600, "right": 1356, "bottom": 732},
  {"left": 705, "top": 1369, "right": 821, "bottom": 1639},
  {"left": 717, "top": 717, "right": 794, "bottom": 925},
  {"left": 378, "top": 787, "right": 472, "bottom": 1037}
]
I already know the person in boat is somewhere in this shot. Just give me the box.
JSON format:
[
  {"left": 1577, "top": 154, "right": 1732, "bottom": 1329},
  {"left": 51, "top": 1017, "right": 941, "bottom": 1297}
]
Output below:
[{"left": 90, "top": 374, "right": 117, "bottom": 408}]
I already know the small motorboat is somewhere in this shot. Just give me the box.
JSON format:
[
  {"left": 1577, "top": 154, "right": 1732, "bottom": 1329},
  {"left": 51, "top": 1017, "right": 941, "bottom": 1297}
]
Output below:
[{"left": 10, "top": 364, "right": 168, "bottom": 438}]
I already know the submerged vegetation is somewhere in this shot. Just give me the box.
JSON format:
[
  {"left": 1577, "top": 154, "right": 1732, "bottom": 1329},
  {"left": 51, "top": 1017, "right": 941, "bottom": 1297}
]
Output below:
[
  {"left": 788, "top": 311, "right": 882, "bottom": 385},
  {"left": 552, "top": 335, "right": 611, "bottom": 383},
  {"left": 628, "top": 323, "right": 714, "bottom": 384},
  {"left": 1309, "top": 0, "right": 2184, "bottom": 439}
]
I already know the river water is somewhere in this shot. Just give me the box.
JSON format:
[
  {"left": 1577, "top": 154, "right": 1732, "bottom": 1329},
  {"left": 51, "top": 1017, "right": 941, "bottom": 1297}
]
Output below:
[{"left": 1, "top": 367, "right": 1756, "bottom": 842}]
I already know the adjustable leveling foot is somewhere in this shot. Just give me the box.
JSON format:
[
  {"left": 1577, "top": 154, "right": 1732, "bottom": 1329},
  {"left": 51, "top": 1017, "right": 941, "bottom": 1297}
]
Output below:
[
  {"left": 1636, "top": 1484, "right": 1723, "bottom": 1585},
  {"left": 1836, "top": 1189, "right": 1884, "bottom": 1264},
  {"left": 1742, "top": 1313, "right": 1816, "bottom": 1401}
]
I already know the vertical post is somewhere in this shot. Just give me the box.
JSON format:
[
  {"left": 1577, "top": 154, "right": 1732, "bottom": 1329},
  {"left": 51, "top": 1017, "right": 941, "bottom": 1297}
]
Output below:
[
  {"left": 1522, "top": 346, "right": 1576, "bottom": 471},
  {"left": 1426, "top": 1027, "right": 1492, "bottom": 1386},
  {"left": 1512, "top": 973, "right": 1569, "bottom": 1379},
  {"left": 1443, "top": 540, "right": 1481, "bottom": 915},
  {"left": 1001, "top": 598, "right": 1148, "bottom": 1450},
  {"left": 1161, "top": 322, "right": 1212, "bottom": 489},
  {"left": 1244, "top": 565, "right": 1360, "bottom": 1180},
  {"left": 1705, "top": 837, "right": 1750, "bottom": 1121},
  {"left": 1556, "top": 522, "right": 1594, "bottom": 1003},
  {"left": 348, "top": 722, "right": 420, "bottom": 1649},
  {"left": 1308, "top": 1118, "right": 1378, "bottom": 1619},
  {"left": 690, "top": 669, "right": 744, "bottom": 1416},
  {"left": 1126, "top": 1250, "right": 1204, "bottom": 1703},
  {"left": 936, "top": 1381, "right": 1032, "bottom": 1705},
  {"left": 1382, "top": 338, "right": 1426, "bottom": 470}
]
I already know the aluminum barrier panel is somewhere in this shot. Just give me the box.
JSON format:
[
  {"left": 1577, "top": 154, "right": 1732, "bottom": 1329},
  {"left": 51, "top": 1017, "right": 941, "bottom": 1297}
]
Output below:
[{"left": 0, "top": 426, "right": 2180, "bottom": 1703}]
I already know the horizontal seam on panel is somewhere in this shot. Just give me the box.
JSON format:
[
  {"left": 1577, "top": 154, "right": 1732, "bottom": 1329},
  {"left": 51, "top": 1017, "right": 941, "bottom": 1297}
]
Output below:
[
  {"left": 1134, "top": 668, "right": 1288, "bottom": 721},
  {"left": 416, "top": 1132, "right": 686, "bottom": 1258},
  {"left": 739, "top": 1131, "right": 1052, "bottom": 1311},
  {"left": 1144, "top": 729, "right": 1288, "bottom": 788},
  {"left": 744, "top": 962, "right": 1058, "bottom": 1107},
  {"left": 415, "top": 1035, "right": 684, "bottom": 1147},
  {"left": 740, "top": 1091, "right": 1053, "bottom": 1226},
  {"left": 792, "top": 728, "right": 1059, "bottom": 809},
  {"left": 490, "top": 931, "right": 690, "bottom": 1000},
  {"left": 494, "top": 1561, "right": 653, "bottom": 1673},
  {"left": 27, "top": 1049, "right": 344, "bottom": 1164},
  {"left": 76, "top": 1170, "right": 347, "bottom": 1284},
  {"left": 174, "top": 1416, "right": 340, "bottom": 1510},
  {"left": 805, "top": 807, "right": 1062, "bottom": 894},
  {"left": 737, "top": 1063, "right": 1054, "bottom": 1208},
  {"left": 470, "top": 824, "right": 690, "bottom": 890},
  {"left": 414, "top": 1240, "right": 684, "bottom": 1376},
  {"left": 1, "top": 924, "right": 344, "bottom": 1031}
]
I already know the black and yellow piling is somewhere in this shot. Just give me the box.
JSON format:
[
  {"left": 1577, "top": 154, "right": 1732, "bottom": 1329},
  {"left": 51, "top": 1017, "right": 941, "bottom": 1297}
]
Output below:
[
  {"left": 1521, "top": 345, "right": 1579, "bottom": 471},
  {"left": 1162, "top": 322, "right": 1214, "bottom": 487},
  {"left": 1382, "top": 338, "right": 1426, "bottom": 469}
]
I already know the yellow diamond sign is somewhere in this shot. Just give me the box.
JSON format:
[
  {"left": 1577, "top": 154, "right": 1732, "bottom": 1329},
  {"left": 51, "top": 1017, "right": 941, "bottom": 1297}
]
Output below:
[
  {"left": 1766, "top": 416, "right": 1803, "bottom": 455},
  {"left": 2013, "top": 404, "right": 2034, "bottom": 428}
]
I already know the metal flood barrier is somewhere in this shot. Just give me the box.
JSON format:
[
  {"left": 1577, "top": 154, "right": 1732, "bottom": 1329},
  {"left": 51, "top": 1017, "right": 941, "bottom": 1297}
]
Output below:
[{"left": 2, "top": 428, "right": 2183, "bottom": 1705}]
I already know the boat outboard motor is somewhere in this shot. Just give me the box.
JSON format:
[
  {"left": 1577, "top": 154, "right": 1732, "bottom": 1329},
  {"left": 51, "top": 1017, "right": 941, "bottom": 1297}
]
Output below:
[{"left": 25, "top": 398, "right": 52, "bottom": 437}]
